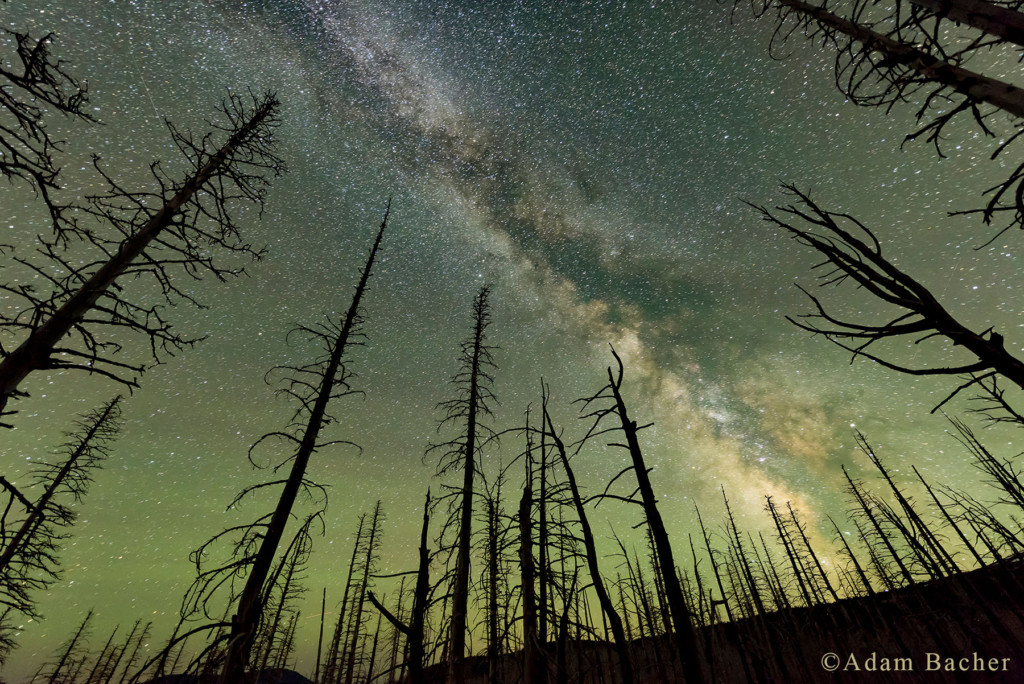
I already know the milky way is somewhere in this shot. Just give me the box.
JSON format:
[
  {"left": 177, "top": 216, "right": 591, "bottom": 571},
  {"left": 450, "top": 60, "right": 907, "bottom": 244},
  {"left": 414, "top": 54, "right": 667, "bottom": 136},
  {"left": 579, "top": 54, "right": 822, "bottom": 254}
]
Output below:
[{"left": 2, "top": 0, "right": 1022, "bottom": 677}]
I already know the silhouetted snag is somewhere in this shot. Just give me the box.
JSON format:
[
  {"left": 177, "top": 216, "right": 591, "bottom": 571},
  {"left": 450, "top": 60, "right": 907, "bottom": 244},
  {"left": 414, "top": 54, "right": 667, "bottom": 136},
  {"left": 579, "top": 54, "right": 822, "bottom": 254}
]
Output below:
[
  {"left": 314, "top": 588, "right": 327, "bottom": 684},
  {"left": 366, "top": 490, "right": 432, "bottom": 684},
  {"left": 116, "top": 620, "right": 151, "bottom": 684},
  {"left": 737, "top": 0, "right": 1024, "bottom": 232},
  {"left": 755, "top": 531, "right": 789, "bottom": 611},
  {"left": 0, "top": 90, "right": 284, "bottom": 422},
  {"left": 0, "top": 396, "right": 121, "bottom": 659},
  {"left": 968, "top": 375, "right": 1024, "bottom": 428},
  {"left": 0, "top": 20, "right": 91, "bottom": 226},
  {"left": 829, "top": 516, "right": 875, "bottom": 596},
  {"left": 949, "top": 417, "right": 1024, "bottom": 512},
  {"left": 903, "top": 0, "right": 1024, "bottom": 48},
  {"left": 407, "top": 490, "right": 431, "bottom": 684},
  {"left": 343, "top": 501, "right": 384, "bottom": 684},
  {"left": 322, "top": 514, "right": 366, "bottom": 684},
  {"left": 38, "top": 609, "right": 93, "bottom": 684},
  {"left": 543, "top": 389, "right": 633, "bottom": 684},
  {"left": 858, "top": 432, "right": 960, "bottom": 577},
  {"left": 475, "top": 461, "right": 515, "bottom": 680},
  {"left": 519, "top": 467, "right": 545, "bottom": 684},
  {"left": 721, "top": 488, "right": 767, "bottom": 617},
  {"left": 843, "top": 465, "right": 916, "bottom": 586},
  {"left": 428, "top": 286, "right": 497, "bottom": 684},
  {"left": 788, "top": 501, "right": 841, "bottom": 602},
  {"left": 254, "top": 519, "right": 311, "bottom": 678},
  {"left": 157, "top": 207, "right": 387, "bottom": 683},
  {"left": 745, "top": 0, "right": 1024, "bottom": 114},
  {"left": 754, "top": 185, "right": 1024, "bottom": 412},
  {"left": 581, "top": 347, "right": 705, "bottom": 683},
  {"left": 537, "top": 420, "right": 552, "bottom": 650},
  {"left": 84, "top": 623, "right": 120, "bottom": 684},
  {"left": 218, "top": 208, "right": 387, "bottom": 683}
]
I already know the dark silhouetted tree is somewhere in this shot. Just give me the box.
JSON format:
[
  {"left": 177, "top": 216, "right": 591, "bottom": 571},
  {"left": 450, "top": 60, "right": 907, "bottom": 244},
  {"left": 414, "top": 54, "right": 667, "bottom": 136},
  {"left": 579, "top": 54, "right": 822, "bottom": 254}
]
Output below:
[
  {"left": 0, "top": 15, "right": 92, "bottom": 227},
  {"left": 143, "top": 206, "right": 387, "bottom": 684},
  {"left": 322, "top": 514, "right": 366, "bottom": 684},
  {"left": 579, "top": 347, "right": 705, "bottom": 683},
  {"left": 367, "top": 489, "right": 432, "bottom": 684},
  {"left": 0, "top": 91, "right": 284, "bottom": 423},
  {"left": 736, "top": 0, "right": 1024, "bottom": 233},
  {"left": 753, "top": 185, "right": 1024, "bottom": 409},
  {"left": 342, "top": 501, "right": 384, "bottom": 684},
  {"left": 0, "top": 396, "right": 121, "bottom": 661},
  {"left": 35, "top": 609, "right": 94, "bottom": 684},
  {"left": 428, "top": 286, "right": 497, "bottom": 684},
  {"left": 543, "top": 387, "right": 633, "bottom": 684},
  {"left": 214, "top": 207, "right": 388, "bottom": 683}
]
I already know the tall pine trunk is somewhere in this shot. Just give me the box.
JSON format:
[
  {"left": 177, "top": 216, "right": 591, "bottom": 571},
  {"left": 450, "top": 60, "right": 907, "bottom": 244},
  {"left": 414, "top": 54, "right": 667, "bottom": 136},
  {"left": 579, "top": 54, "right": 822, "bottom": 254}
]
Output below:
[{"left": 219, "top": 206, "right": 388, "bottom": 683}]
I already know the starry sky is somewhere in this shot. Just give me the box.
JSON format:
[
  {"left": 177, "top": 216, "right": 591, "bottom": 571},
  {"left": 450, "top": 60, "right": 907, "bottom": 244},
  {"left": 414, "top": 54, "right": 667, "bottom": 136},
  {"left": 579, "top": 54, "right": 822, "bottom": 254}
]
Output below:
[{"left": 2, "top": 0, "right": 1023, "bottom": 678}]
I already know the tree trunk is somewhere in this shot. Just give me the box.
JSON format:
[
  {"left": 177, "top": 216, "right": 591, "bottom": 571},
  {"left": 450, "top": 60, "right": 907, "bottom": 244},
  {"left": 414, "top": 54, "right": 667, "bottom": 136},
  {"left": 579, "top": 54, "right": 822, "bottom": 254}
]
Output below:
[
  {"left": 219, "top": 206, "right": 388, "bottom": 683},
  {"left": 0, "top": 397, "right": 120, "bottom": 574},
  {"left": 905, "top": 0, "right": 1024, "bottom": 48},
  {"left": 545, "top": 403, "right": 633, "bottom": 684},
  {"left": 520, "top": 481, "right": 545, "bottom": 684},
  {"left": 604, "top": 352, "right": 704, "bottom": 683},
  {"left": 776, "top": 0, "right": 1024, "bottom": 118},
  {"left": 446, "top": 288, "right": 492, "bottom": 684},
  {"left": 0, "top": 96, "right": 279, "bottom": 415}
]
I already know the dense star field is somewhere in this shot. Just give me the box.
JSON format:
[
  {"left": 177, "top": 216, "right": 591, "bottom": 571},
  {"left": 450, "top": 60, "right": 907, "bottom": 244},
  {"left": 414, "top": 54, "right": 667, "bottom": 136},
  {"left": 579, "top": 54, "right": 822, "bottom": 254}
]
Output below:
[{"left": 2, "top": 0, "right": 1022, "bottom": 679}]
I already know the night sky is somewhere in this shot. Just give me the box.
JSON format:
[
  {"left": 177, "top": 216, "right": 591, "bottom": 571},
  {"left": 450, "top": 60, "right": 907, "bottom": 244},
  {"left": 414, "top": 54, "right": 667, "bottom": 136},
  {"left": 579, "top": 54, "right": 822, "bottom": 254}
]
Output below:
[{"left": 2, "top": 0, "right": 1023, "bottom": 679}]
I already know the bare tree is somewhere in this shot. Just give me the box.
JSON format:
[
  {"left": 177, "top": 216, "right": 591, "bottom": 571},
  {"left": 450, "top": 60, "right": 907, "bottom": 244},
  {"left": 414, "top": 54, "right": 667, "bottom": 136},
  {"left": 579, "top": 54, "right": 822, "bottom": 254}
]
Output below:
[
  {"left": 753, "top": 185, "right": 1024, "bottom": 411},
  {"left": 0, "top": 396, "right": 121, "bottom": 661},
  {"left": 35, "top": 609, "right": 94, "bottom": 684},
  {"left": 342, "top": 501, "right": 384, "bottom": 684},
  {"left": 1, "top": 14, "right": 92, "bottom": 227},
  {"left": 323, "top": 515, "right": 367, "bottom": 684},
  {"left": 367, "top": 490, "right": 433, "bottom": 684},
  {"left": 0, "top": 90, "right": 284, "bottom": 423},
  {"left": 579, "top": 347, "right": 705, "bottom": 684},
  {"left": 144, "top": 206, "right": 388, "bottom": 683},
  {"left": 542, "top": 387, "right": 633, "bottom": 684},
  {"left": 735, "top": 0, "right": 1024, "bottom": 233},
  {"left": 215, "top": 207, "right": 388, "bottom": 683},
  {"left": 428, "top": 286, "right": 497, "bottom": 684}
]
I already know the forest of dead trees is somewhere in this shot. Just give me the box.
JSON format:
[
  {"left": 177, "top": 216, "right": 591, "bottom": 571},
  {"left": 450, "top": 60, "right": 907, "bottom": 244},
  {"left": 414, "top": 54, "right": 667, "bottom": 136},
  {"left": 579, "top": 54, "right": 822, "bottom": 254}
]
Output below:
[{"left": 3, "top": 0, "right": 1024, "bottom": 683}]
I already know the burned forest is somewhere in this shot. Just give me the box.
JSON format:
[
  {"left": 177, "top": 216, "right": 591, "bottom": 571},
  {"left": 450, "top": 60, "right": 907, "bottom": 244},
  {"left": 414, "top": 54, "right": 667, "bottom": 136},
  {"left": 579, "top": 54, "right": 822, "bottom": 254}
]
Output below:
[{"left": 3, "top": 1, "right": 1024, "bottom": 683}]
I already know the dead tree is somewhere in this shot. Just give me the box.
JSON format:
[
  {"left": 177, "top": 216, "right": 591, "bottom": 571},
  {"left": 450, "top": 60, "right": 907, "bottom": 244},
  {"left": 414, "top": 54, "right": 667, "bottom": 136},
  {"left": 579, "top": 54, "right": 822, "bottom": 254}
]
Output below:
[
  {"left": 116, "top": 620, "right": 152, "bottom": 684},
  {"left": 154, "top": 207, "right": 388, "bottom": 683},
  {"left": 367, "top": 489, "right": 432, "bottom": 684},
  {"left": 579, "top": 347, "right": 705, "bottom": 683},
  {"left": 828, "top": 516, "right": 875, "bottom": 596},
  {"left": 858, "top": 432, "right": 960, "bottom": 577},
  {"left": 543, "top": 389, "right": 633, "bottom": 684},
  {"left": 0, "top": 91, "right": 284, "bottom": 423},
  {"left": 737, "top": 0, "right": 1024, "bottom": 233},
  {"left": 754, "top": 185, "right": 1024, "bottom": 412},
  {"left": 742, "top": 0, "right": 1024, "bottom": 116},
  {"left": 323, "top": 515, "right": 367, "bottom": 684},
  {"left": 843, "top": 466, "right": 916, "bottom": 586},
  {"left": 519, "top": 460, "right": 545, "bottom": 684},
  {"left": 35, "top": 609, "right": 94, "bottom": 684},
  {"left": 343, "top": 501, "right": 384, "bottom": 684},
  {"left": 428, "top": 286, "right": 497, "bottom": 684},
  {"left": 0, "top": 20, "right": 91, "bottom": 226},
  {"left": 475, "top": 462, "right": 516, "bottom": 681},
  {"left": 254, "top": 518, "right": 312, "bottom": 678},
  {"left": 0, "top": 397, "right": 121, "bottom": 660},
  {"left": 219, "top": 208, "right": 387, "bottom": 683}
]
